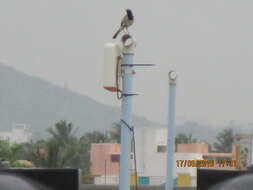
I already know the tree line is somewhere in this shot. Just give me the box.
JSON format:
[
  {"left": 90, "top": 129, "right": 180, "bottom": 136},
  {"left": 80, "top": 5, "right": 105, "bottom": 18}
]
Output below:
[
  {"left": 175, "top": 128, "right": 235, "bottom": 153},
  {"left": 0, "top": 120, "right": 121, "bottom": 182},
  {"left": 0, "top": 121, "right": 241, "bottom": 181}
]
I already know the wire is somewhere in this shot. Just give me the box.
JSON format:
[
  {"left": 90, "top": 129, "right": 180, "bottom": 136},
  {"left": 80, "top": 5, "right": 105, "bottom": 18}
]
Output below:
[
  {"left": 132, "top": 127, "right": 139, "bottom": 190},
  {"left": 116, "top": 56, "right": 123, "bottom": 100},
  {"left": 121, "top": 119, "right": 133, "bottom": 131},
  {"left": 121, "top": 119, "right": 138, "bottom": 190}
]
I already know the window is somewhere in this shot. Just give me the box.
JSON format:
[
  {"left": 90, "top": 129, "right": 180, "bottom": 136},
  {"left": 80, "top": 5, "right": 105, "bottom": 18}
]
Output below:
[
  {"left": 157, "top": 145, "right": 166, "bottom": 152},
  {"left": 111, "top": 154, "right": 120, "bottom": 162}
]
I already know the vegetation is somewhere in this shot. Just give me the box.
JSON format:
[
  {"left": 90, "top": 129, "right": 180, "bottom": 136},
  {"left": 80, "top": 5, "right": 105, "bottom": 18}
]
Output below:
[
  {"left": 175, "top": 133, "right": 198, "bottom": 144},
  {"left": 175, "top": 129, "right": 236, "bottom": 154},
  {"left": 0, "top": 121, "right": 241, "bottom": 180},
  {"left": 0, "top": 120, "right": 121, "bottom": 183},
  {"left": 0, "top": 139, "right": 25, "bottom": 166},
  {"left": 174, "top": 133, "right": 198, "bottom": 152},
  {"left": 108, "top": 122, "right": 121, "bottom": 143},
  {"left": 214, "top": 128, "right": 234, "bottom": 153}
]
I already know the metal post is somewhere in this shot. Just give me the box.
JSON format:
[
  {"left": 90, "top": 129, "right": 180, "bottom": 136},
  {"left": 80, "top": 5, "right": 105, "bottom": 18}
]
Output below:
[
  {"left": 166, "top": 71, "right": 177, "bottom": 190},
  {"left": 250, "top": 136, "right": 253, "bottom": 165},
  {"left": 104, "top": 160, "right": 107, "bottom": 185},
  {"left": 119, "top": 36, "right": 135, "bottom": 190}
]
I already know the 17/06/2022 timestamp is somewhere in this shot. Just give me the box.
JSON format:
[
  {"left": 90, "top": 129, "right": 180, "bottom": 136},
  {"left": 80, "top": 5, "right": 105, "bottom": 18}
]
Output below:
[{"left": 176, "top": 160, "right": 237, "bottom": 168}]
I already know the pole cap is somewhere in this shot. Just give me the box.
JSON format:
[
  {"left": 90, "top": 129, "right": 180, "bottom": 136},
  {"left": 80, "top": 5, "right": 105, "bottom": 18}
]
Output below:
[
  {"left": 168, "top": 70, "right": 177, "bottom": 84},
  {"left": 121, "top": 34, "right": 136, "bottom": 54}
]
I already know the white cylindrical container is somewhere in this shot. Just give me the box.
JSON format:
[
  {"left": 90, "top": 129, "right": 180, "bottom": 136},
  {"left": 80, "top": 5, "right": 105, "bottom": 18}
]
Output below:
[{"left": 103, "top": 43, "right": 121, "bottom": 92}]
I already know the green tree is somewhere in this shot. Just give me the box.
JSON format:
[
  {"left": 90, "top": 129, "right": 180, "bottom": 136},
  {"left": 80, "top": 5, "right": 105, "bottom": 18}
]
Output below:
[
  {"left": 0, "top": 139, "right": 11, "bottom": 161},
  {"left": 175, "top": 133, "right": 198, "bottom": 144},
  {"left": 47, "top": 120, "right": 76, "bottom": 145},
  {"left": 175, "top": 133, "right": 198, "bottom": 152},
  {"left": 25, "top": 121, "right": 123, "bottom": 182},
  {"left": 78, "top": 130, "right": 112, "bottom": 175},
  {"left": 76, "top": 137, "right": 92, "bottom": 173},
  {"left": 0, "top": 139, "right": 25, "bottom": 166},
  {"left": 47, "top": 121, "right": 80, "bottom": 168},
  {"left": 9, "top": 143, "right": 25, "bottom": 163},
  {"left": 214, "top": 128, "right": 234, "bottom": 153},
  {"left": 27, "top": 120, "right": 80, "bottom": 168},
  {"left": 26, "top": 140, "right": 48, "bottom": 167},
  {"left": 81, "top": 130, "right": 109, "bottom": 143},
  {"left": 108, "top": 122, "right": 121, "bottom": 143}
]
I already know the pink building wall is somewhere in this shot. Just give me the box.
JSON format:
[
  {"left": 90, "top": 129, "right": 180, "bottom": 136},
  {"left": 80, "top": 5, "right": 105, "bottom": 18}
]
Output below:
[
  {"left": 177, "top": 143, "right": 209, "bottom": 154},
  {"left": 90, "top": 143, "right": 120, "bottom": 175},
  {"left": 177, "top": 143, "right": 237, "bottom": 159}
]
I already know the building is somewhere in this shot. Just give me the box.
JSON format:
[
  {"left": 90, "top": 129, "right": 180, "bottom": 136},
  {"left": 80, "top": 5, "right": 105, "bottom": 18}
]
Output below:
[
  {"left": 135, "top": 127, "right": 204, "bottom": 186},
  {"left": 177, "top": 143, "right": 238, "bottom": 170},
  {"left": 177, "top": 143, "right": 209, "bottom": 154},
  {"left": 90, "top": 128, "right": 204, "bottom": 186},
  {"left": 0, "top": 124, "right": 31, "bottom": 143},
  {"left": 90, "top": 126, "right": 238, "bottom": 186},
  {"left": 90, "top": 143, "right": 120, "bottom": 185}
]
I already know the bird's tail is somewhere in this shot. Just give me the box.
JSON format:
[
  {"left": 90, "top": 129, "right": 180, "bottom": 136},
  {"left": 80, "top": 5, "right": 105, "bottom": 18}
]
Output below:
[{"left": 112, "top": 28, "right": 123, "bottom": 39}]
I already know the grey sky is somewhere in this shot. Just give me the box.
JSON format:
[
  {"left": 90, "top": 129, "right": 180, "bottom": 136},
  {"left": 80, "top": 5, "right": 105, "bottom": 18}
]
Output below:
[{"left": 0, "top": 0, "right": 253, "bottom": 126}]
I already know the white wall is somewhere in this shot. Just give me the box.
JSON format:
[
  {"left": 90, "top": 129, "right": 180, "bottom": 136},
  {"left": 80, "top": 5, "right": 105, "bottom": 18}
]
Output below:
[
  {"left": 0, "top": 126, "right": 31, "bottom": 143},
  {"left": 135, "top": 127, "right": 203, "bottom": 179},
  {"left": 94, "top": 175, "right": 119, "bottom": 185}
]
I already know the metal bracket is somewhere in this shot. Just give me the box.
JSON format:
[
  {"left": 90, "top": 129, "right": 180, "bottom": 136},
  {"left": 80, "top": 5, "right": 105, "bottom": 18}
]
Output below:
[
  {"left": 121, "top": 64, "right": 155, "bottom": 67},
  {"left": 122, "top": 93, "right": 139, "bottom": 96}
]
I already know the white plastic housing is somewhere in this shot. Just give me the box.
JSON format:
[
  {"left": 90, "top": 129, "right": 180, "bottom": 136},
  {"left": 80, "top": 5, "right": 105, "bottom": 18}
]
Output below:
[{"left": 103, "top": 43, "right": 121, "bottom": 92}]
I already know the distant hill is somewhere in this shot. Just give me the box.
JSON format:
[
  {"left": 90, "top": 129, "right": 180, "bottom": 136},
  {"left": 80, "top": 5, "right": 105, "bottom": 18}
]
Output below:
[
  {"left": 0, "top": 64, "right": 161, "bottom": 139},
  {"left": 0, "top": 63, "right": 241, "bottom": 144}
]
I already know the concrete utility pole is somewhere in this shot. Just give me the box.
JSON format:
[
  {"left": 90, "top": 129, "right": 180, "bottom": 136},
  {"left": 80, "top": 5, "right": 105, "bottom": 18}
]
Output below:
[
  {"left": 119, "top": 35, "right": 136, "bottom": 190},
  {"left": 166, "top": 71, "right": 177, "bottom": 190},
  {"left": 250, "top": 136, "right": 253, "bottom": 165}
]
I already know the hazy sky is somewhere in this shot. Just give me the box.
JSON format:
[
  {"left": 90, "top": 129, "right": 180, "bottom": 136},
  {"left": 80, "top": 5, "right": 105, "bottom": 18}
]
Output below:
[{"left": 1, "top": 0, "right": 253, "bottom": 126}]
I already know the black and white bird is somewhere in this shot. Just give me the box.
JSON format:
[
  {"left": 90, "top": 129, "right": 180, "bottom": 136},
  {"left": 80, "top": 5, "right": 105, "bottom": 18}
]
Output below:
[{"left": 112, "top": 9, "right": 134, "bottom": 39}]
